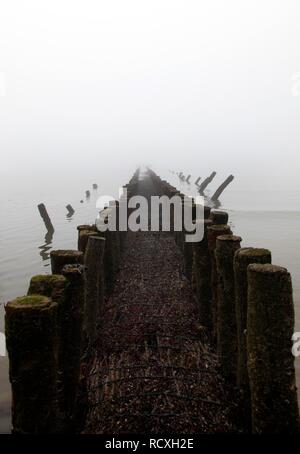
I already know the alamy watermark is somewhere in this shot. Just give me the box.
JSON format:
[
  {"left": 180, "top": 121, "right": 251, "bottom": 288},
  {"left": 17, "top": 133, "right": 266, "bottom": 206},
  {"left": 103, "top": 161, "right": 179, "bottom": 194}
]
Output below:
[
  {"left": 96, "top": 188, "right": 204, "bottom": 242},
  {"left": 292, "top": 332, "right": 300, "bottom": 357}
]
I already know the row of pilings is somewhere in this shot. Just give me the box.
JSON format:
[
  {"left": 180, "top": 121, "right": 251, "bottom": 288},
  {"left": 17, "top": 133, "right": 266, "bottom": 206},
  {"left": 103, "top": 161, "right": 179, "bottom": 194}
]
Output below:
[
  {"left": 4, "top": 168, "right": 141, "bottom": 434},
  {"left": 4, "top": 167, "right": 300, "bottom": 434},
  {"left": 148, "top": 168, "right": 299, "bottom": 433}
]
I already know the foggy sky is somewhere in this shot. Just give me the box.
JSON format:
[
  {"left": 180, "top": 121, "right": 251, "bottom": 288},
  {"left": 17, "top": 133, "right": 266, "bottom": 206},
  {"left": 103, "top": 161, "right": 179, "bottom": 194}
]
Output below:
[{"left": 1, "top": 1, "right": 300, "bottom": 190}]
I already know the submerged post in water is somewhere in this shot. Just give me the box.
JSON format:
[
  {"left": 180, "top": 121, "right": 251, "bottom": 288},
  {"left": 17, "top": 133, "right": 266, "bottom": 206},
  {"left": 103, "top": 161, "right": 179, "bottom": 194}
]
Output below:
[
  {"left": 38, "top": 203, "right": 54, "bottom": 233},
  {"left": 211, "top": 175, "right": 234, "bottom": 201}
]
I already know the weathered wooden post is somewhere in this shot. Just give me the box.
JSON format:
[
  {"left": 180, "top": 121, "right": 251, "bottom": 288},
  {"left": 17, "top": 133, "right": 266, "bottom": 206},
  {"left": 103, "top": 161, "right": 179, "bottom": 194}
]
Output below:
[
  {"left": 78, "top": 230, "right": 97, "bottom": 254},
  {"left": 209, "top": 210, "right": 229, "bottom": 225},
  {"left": 60, "top": 264, "right": 85, "bottom": 429},
  {"left": 27, "top": 275, "right": 68, "bottom": 429},
  {"left": 77, "top": 224, "right": 97, "bottom": 232},
  {"left": 182, "top": 203, "right": 211, "bottom": 280},
  {"left": 5, "top": 295, "right": 58, "bottom": 433},
  {"left": 211, "top": 175, "right": 234, "bottom": 201},
  {"left": 207, "top": 224, "right": 232, "bottom": 341},
  {"left": 77, "top": 224, "right": 98, "bottom": 253},
  {"left": 50, "top": 250, "right": 83, "bottom": 274},
  {"left": 234, "top": 249, "right": 271, "bottom": 387},
  {"left": 247, "top": 263, "right": 300, "bottom": 433},
  {"left": 203, "top": 205, "right": 211, "bottom": 219},
  {"left": 27, "top": 266, "right": 86, "bottom": 431},
  {"left": 198, "top": 171, "right": 217, "bottom": 193},
  {"left": 66, "top": 204, "right": 75, "bottom": 217},
  {"left": 28, "top": 274, "right": 66, "bottom": 300},
  {"left": 77, "top": 224, "right": 98, "bottom": 252},
  {"left": 102, "top": 230, "right": 117, "bottom": 296},
  {"left": 234, "top": 248, "right": 271, "bottom": 428},
  {"left": 215, "top": 234, "right": 241, "bottom": 380},
  {"left": 192, "top": 219, "right": 213, "bottom": 330},
  {"left": 38, "top": 203, "right": 54, "bottom": 233},
  {"left": 84, "top": 236, "right": 106, "bottom": 345}
]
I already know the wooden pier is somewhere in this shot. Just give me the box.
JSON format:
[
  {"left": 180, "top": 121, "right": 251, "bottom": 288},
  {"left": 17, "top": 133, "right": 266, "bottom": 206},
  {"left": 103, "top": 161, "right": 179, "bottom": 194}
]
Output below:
[{"left": 4, "top": 168, "right": 300, "bottom": 434}]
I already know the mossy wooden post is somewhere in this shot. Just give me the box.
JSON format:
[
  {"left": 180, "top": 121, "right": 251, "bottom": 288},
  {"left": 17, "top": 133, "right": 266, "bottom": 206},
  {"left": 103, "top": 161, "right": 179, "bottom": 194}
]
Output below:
[
  {"left": 77, "top": 224, "right": 98, "bottom": 252},
  {"left": 5, "top": 295, "right": 58, "bottom": 433},
  {"left": 84, "top": 236, "right": 106, "bottom": 345},
  {"left": 210, "top": 210, "right": 229, "bottom": 225},
  {"left": 192, "top": 219, "right": 213, "bottom": 330},
  {"left": 28, "top": 274, "right": 67, "bottom": 304},
  {"left": 78, "top": 230, "right": 97, "bottom": 254},
  {"left": 27, "top": 274, "right": 73, "bottom": 431},
  {"left": 247, "top": 264, "right": 300, "bottom": 433},
  {"left": 234, "top": 249, "right": 271, "bottom": 392},
  {"left": 50, "top": 250, "right": 83, "bottom": 274},
  {"left": 60, "top": 264, "right": 85, "bottom": 429},
  {"left": 207, "top": 224, "right": 232, "bottom": 341},
  {"left": 215, "top": 234, "right": 241, "bottom": 380}
]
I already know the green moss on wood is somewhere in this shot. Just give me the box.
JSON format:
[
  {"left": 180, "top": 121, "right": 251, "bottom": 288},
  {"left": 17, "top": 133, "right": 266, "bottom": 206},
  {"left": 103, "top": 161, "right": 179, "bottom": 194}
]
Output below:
[
  {"left": 8, "top": 295, "right": 51, "bottom": 309},
  {"left": 28, "top": 275, "right": 67, "bottom": 303},
  {"left": 5, "top": 295, "right": 58, "bottom": 433}
]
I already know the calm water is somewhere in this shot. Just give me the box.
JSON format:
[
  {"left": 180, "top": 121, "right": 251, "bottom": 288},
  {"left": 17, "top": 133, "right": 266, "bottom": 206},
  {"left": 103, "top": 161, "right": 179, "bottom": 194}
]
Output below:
[{"left": 0, "top": 168, "right": 299, "bottom": 433}]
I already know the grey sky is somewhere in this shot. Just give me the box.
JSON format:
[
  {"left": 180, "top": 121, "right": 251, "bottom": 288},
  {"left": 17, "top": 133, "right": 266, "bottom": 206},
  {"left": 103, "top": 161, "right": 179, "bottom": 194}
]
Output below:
[{"left": 0, "top": 0, "right": 300, "bottom": 190}]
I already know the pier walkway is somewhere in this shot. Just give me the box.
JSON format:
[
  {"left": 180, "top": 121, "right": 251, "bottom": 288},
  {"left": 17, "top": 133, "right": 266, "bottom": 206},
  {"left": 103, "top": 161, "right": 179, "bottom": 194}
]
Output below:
[{"left": 83, "top": 172, "right": 239, "bottom": 433}]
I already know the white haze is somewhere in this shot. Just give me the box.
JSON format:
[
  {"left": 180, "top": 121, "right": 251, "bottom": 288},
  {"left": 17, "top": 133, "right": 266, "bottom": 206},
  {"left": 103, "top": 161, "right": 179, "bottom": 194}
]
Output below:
[{"left": 0, "top": 0, "right": 300, "bottom": 191}]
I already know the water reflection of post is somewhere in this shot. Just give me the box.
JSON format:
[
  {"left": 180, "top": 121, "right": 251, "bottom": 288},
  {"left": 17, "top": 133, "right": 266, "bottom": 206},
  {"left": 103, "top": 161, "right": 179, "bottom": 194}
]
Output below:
[{"left": 39, "top": 229, "right": 53, "bottom": 262}]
